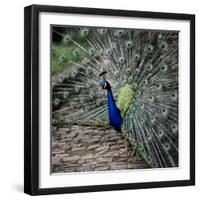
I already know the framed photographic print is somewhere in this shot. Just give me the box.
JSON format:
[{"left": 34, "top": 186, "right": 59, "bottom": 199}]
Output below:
[{"left": 24, "top": 4, "right": 195, "bottom": 195}]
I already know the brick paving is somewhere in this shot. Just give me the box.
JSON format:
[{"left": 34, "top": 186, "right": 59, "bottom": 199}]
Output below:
[{"left": 51, "top": 125, "right": 148, "bottom": 173}]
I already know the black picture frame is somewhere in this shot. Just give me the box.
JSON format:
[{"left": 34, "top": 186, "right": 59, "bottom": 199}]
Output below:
[{"left": 24, "top": 4, "right": 195, "bottom": 196}]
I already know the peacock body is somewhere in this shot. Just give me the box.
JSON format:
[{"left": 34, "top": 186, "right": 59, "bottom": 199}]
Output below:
[{"left": 52, "top": 26, "right": 179, "bottom": 168}]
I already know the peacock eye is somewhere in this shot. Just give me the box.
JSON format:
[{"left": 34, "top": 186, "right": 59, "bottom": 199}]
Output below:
[
  {"left": 63, "top": 34, "right": 71, "bottom": 44},
  {"left": 159, "top": 40, "right": 168, "bottom": 52},
  {"left": 103, "top": 82, "right": 107, "bottom": 88}
]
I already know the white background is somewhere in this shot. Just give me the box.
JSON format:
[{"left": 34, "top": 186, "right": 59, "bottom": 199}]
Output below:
[{"left": 0, "top": 0, "right": 199, "bottom": 199}]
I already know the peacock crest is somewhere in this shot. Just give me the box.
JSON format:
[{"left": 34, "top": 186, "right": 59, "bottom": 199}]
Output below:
[{"left": 52, "top": 26, "right": 178, "bottom": 169}]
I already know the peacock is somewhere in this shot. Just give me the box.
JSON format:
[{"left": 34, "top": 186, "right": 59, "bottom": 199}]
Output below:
[{"left": 51, "top": 26, "right": 179, "bottom": 168}]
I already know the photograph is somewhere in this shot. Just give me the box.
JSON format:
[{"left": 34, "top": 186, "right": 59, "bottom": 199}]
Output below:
[
  {"left": 51, "top": 26, "right": 179, "bottom": 173},
  {"left": 24, "top": 5, "right": 195, "bottom": 195}
]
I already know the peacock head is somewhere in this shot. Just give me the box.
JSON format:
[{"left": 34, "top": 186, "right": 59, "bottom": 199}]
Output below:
[
  {"left": 100, "top": 80, "right": 111, "bottom": 90},
  {"left": 99, "top": 71, "right": 111, "bottom": 90}
]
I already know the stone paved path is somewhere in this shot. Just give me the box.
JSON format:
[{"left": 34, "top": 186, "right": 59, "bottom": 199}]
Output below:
[{"left": 51, "top": 125, "right": 148, "bottom": 173}]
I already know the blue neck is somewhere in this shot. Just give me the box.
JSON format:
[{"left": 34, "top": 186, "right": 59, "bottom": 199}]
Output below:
[
  {"left": 107, "top": 89, "right": 115, "bottom": 108},
  {"left": 107, "top": 89, "right": 123, "bottom": 130}
]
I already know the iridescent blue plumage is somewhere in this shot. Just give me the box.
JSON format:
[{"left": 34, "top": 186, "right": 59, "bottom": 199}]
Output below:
[
  {"left": 100, "top": 78, "right": 123, "bottom": 131},
  {"left": 107, "top": 89, "right": 123, "bottom": 131}
]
